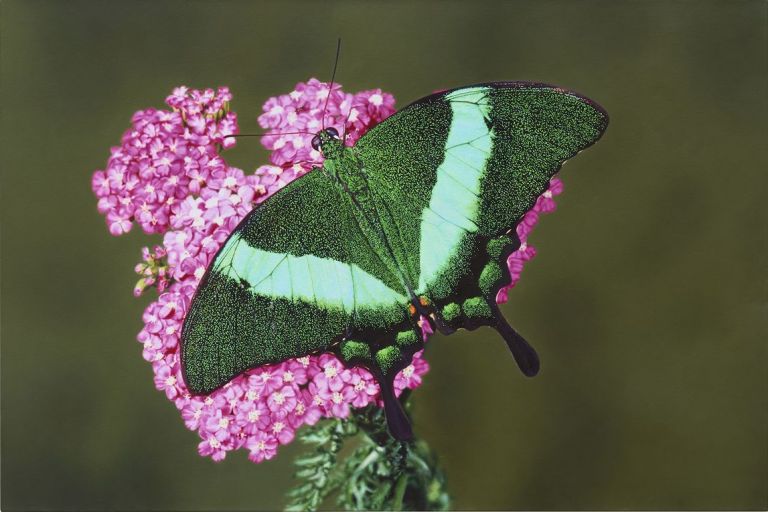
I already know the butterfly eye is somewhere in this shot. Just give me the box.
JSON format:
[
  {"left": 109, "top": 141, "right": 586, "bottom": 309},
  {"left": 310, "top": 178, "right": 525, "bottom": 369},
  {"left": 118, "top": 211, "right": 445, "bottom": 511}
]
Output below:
[
  {"left": 311, "top": 134, "right": 322, "bottom": 151},
  {"left": 326, "top": 127, "right": 340, "bottom": 139}
]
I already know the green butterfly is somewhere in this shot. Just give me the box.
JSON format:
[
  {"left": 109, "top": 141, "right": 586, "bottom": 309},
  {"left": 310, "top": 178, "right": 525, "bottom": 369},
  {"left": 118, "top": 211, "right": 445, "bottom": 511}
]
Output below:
[{"left": 181, "top": 82, "right": 608, "bottom": 440}]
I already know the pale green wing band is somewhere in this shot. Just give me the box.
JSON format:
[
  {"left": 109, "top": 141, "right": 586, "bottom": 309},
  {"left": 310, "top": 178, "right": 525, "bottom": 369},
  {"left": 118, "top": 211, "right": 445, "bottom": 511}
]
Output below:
[
  {"left": 215, "top": 235, "right": 408, "bottom": 313},
  {"left": 417, "top": 87, "right": 492, "bottom": 293}
]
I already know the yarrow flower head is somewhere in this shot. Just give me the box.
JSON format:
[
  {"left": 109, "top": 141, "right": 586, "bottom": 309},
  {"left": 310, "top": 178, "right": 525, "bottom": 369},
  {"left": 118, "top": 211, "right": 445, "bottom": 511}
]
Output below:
[
  {"left": 92, "top": 79, "right": 561, "bottom": 464},
  {"left": 92, "top": 87, "right": 238, "bottom": 236}
]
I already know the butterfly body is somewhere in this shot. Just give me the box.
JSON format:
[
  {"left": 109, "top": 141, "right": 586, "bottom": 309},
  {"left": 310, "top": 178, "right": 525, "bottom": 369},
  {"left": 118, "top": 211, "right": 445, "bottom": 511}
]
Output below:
[{"left": 181, "top": 82, "right": 608, "bottom": 440}]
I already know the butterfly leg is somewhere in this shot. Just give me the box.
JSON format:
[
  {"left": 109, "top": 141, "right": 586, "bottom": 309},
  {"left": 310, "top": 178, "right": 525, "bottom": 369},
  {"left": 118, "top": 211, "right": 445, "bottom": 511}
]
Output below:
[
  {"left": 411, "top": 297, "right": 455, "bottom": 335},
  {"left": 430, "top": 311, "right": 456, "bottom": 335}
]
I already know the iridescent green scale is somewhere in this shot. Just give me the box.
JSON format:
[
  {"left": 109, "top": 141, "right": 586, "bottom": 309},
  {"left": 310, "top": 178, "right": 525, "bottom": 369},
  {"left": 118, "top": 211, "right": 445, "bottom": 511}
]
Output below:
[{"left": 181, "top": 82, "right": 609, "bottom": 440}]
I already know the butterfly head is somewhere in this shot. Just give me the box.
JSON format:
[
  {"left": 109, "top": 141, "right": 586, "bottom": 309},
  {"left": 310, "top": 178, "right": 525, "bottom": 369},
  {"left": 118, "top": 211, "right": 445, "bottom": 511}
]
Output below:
[{"left": 311, "top": 127, "right": 343, "bottom": 158}]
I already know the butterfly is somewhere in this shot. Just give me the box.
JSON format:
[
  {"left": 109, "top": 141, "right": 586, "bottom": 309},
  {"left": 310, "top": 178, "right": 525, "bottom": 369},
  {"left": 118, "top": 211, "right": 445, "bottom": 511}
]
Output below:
[{"left": 181, "top": 82, "right": 608, "bottom": 440}]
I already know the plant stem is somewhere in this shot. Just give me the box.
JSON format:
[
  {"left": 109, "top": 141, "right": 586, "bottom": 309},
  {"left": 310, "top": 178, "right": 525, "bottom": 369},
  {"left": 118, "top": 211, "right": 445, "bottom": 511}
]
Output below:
[{"left": 390, "top": 473, "right": 409, "bottom": 511}]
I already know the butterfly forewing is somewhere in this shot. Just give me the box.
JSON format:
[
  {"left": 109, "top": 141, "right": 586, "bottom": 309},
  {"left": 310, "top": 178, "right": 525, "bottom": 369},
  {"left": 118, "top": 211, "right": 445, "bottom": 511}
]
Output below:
[
  {"left": 355, "top": 82, "right": 608, "bottom": 303},
  {"left": 181, "top": 170, "right": 409, "bottom": 394}
]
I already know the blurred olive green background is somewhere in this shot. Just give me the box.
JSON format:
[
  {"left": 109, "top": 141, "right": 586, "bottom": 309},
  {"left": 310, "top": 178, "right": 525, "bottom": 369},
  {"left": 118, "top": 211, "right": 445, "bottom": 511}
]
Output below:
[{"left": 2, "top": 1, "right": 766, "bottom": 510}]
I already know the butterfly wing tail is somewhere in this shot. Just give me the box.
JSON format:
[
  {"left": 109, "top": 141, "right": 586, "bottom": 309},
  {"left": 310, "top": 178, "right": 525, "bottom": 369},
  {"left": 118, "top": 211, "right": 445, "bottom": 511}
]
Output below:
[
  {"left": 491, "top": 302, "right": 540, "bottom": 377},
  {"left": 378, "top": 375, "right": 414, "bottom": 441}
]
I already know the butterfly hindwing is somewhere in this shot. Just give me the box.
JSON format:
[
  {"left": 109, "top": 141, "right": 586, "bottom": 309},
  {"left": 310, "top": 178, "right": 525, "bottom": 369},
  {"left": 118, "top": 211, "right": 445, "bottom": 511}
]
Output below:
[{"left": 181, "top": 170, "right": 411, "bottom": 395}]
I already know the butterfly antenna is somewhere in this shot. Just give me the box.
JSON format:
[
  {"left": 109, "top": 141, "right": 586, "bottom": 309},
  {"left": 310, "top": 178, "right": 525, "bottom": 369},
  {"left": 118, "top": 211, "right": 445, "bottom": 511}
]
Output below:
[
  {"left": 224, "top": 131, "right": 312, "bottom": 139},
  {"left": 321, "top": 38, "right": 342, "bottom": 130},
  {"left": 286, "top": 159, "right": 320, "bottom": 170}
]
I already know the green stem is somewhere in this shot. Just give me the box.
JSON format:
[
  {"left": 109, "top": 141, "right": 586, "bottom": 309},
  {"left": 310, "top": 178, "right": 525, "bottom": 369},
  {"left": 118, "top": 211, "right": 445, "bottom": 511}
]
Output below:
[{"left": 390, "top": 473, "right": 409, "bottom": 511}]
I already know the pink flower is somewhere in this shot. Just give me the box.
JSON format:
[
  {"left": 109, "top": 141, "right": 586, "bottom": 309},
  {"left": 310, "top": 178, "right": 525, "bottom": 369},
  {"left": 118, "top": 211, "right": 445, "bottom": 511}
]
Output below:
[
  {"left": 536, "top": 177, "right": 563, "bottom": 212},
  {"left": 307, "top": 380, "right": 328, "bottom": 411},
  {"left": 153, "top": 358, "right": 182, "bottom": 400},
  {"left": 317, "top": 385, "right": 356, "bottom": 419},
  {"left": 252, "top": 164, "right": 307, "bottom": 201},
  {"left": 288, "top": 390, "right": 323, "bottom": 428},
  {"left": 497, "top": 177, "right": 563, "bottom": 303},
  {"left": 271, "top": 420, "right": 296, "bottom": 445},
  {"left": 203, "top": 409, "right": 233, "bottom": 437},
  {"left": 107, "top": 211, "right": 132, "bottom": 236},
  {"left": 267, "top": 385, "right": 298, "bottom": 418},
  {"left": 181, "top": 398, "right": 206, "bottom": 430},
  {"left": 516, "top": 210, "right": 540, "bottom": 239},
  {"left": 235, "top": 399, "right": 270, "bottom": 434},
  {"left": 344, "top": 89, "right": 397, "bottom": 145},
  {"left": 198, "top": 431, "right": 232, "bottom": 462},
  {"left": 220, "top": 380, "right": 246, "bottom": 411},
  {"left": 253, "top": 368, "right": 285, "bottom": 395},
  {"left": 394, "top": 351, "right": 429, "bottom": 392},
  {"left": 280, "top": 359, "right": 309, "bottom": 386},
  {"left": 343, "top": 370, "right": 380, "bottom": 408},
  {"left": 247, "top": 431, "right": 278, "bottom": 463},
  {"left": 314, "top": 354, "right": 348, "bottom": 393}
]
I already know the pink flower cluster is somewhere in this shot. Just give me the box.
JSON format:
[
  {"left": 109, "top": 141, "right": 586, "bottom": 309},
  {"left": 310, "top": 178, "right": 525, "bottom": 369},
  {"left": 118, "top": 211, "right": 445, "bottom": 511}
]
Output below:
[
  {"left": 92, "top": 87, "right": 238, "bottom": 235},
  {"left": 497, "top": 177, "right": 564, "bottom": 304},
  {"left": 92, "top": 80, "right": 428, "bottom": 463}
]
